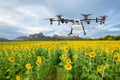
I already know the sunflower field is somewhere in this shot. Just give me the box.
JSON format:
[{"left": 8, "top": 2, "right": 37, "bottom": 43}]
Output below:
[{"left": 0, "top": 41, "right": 120, "bottom": 80}]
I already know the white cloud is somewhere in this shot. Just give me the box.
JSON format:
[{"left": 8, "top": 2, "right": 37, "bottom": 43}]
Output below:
[
  {"left": 0, "top": 9, "right": 20, "bottom": 25},
  {"left": 0, "top": 4, "right": 55, "bottom": 39},
  {"left": 17, "top": 25, "right": 53, "bottom": 34},
  {"left": 0, "top": 0, "right": 120, "bottom": 39},
  {"left": 15, "top": 6, "right": 39, "bottom": 20}
]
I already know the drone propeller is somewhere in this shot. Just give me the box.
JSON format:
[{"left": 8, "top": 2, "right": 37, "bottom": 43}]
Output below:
[
  {"left": 81, "top": 14, "right": 92, "bottom": 21},
  {"left": 56, "top": 14, "right": 62, "bottom": 16},
  {"left": 81, "top": 14, "right": 92, "bottom": 16},
  {"left": 55, "top": 15, "right": 63, "bottom": 25},
  {"left": 45, "top": 18, "right": 55, "bottom": 25},
  {"left": 45, "top": 18, "right": 55, "bottom": 20},
  {"left": 56, "top": 15, "right": 62, "bottom": 19},
  {"left": 100, "top": 15, "right": 107, "bottom": 20}
]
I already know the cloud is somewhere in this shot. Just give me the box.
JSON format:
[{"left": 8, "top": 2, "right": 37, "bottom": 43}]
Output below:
[
  {"left": 17, "top": 25, "right": 53, "bottom": 34},
  {"left": 0, "top": 26, "right": 24, "bottom": 39},
  {"left": 0, "top": 0, "right": 120, "bottom": 39},
  {"left": 0, "top": 2, "right": 54, "bottom": 39}
]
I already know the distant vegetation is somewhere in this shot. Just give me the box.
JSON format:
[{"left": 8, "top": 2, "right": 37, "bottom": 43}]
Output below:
[{"left": 102, "top": 35, "right": 120, "bottom": 40}]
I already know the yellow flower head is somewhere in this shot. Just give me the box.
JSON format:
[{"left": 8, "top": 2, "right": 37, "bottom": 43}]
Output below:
[
  {"left": 66, "top": 59, "right": 71, "bottom": 64},
  {"left": 16, "top": 75, "right": 21, "bottom": 80},
  {"left": 114, "top": 52, "right": 119, "bottom": 57},
  {"left": 36, "top": 56, "right": 42, "bottom": 65},
  {"left": 17, "top": 53, "right": 22, "bottom": 58},
  {"left": 117, "top": 56, "right": 120, "bottom": 61},
  {"left": 108, "top": 50, "right": 113, "bottom": 54},
  {"left": 65, "top": 63, "right": 72, "bottom": 70},
  {"left": 97, "top": 65, "right": 103, "bottom": 72},
  {"left": 61, "top": 53, "right": 67, "bottom": 59},
  {"left": 63, "top": 46, "right": 69, "bottom": 52},
  {"left": 73, "top": 54, "right": 78, "bottom": 59},
  {"left": 27, "top": 54, "right": 32, "bottom": 58},
  {"left": 9, "top": 57, "right": 14, "bottom": 62},
  {"left": 37, "top": 56, "right": 42, "bottom": 61},
  {"left": 25, "top": 63, "right": 31, "bottom": 70},
  {"left": 85, "top": 51, "right": 89, "bottom": 55},
  {"left": 89, "top": 52, "right": 96, "bottom": 58},
  {"left": 36, "top": 60, "right": 41, "bottom": 65}
]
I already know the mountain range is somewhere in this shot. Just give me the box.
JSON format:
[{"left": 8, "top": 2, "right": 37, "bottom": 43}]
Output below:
[
  {"left": 15, "top": 32, "right": 81, "bottom": 41},
  {"left": 0, "top": 32, "right": 120, "bottom": 41},
  {"left": 0, "top": 38, "right": 9, "bottom": 41}
]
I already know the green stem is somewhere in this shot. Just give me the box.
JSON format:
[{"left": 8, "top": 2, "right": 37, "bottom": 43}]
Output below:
[
  {"left": 102, "top": 65, "right": 105, "bottom": 78},
  {"left": 67, "top": 70, "right": 68, "bottom": 80},
  {"left": 115, "top": 61, "right": 118, "bottom": 80},
  {"left": 75, "top": 63, "right": 77, "bottom": 80}
]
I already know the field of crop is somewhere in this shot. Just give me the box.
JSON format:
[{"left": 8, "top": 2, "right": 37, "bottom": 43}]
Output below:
[{"left": 0, "top": 41, "right": 120, "bottom": 80}]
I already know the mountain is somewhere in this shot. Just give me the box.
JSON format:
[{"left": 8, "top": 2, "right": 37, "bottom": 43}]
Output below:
[
  {"left": 15, "top": 33, "right": 120, "bottom": 41},
  {"left": 15, "top": 32, "right": 82, "bottom": 41},
  {"left": 15, "top": 36, "right": 28, "bottom": 40},
  {"left": 0, "top": 38, "right": 9, "bottom": 41}
]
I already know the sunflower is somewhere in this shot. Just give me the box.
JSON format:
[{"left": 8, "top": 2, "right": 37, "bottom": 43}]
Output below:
[
  {"left": 66, "top": 59, "right": 71, "bottom": 64},
  {"left": 37, "top": 56, "right": 42, "bottom": 61},
  {"left": 85, "top": 51, "right": 89, "bottom": 55},
  {"left": 61, "top": 53, "right": 67, "bottom": 59},
  {"left": 8, "top": 57, "right": 14, "bottom": 62},
  {"left": 97, "top": 65, "right": 103, "bottom": 72},
  {"left": 89, "top": 52, "right": 96, "bottom": 58},
  {"left": 36, "top": 60, "right": 41, "bottom": 65},
  {"left": 108, "top": 50, "right": 113, "bottom": 54},
  {"left": 16, "top": 75, "right": 21, "bottom": 80},
  {"left": 117, "top": 56, "right": 120, "bottom": 61},
  {"left": 17, "top": 53, "right": 22, "bottom": 58},
  {"left": 114, "top": 52, "right": 119, "bottom": 57},
  {"left": 27, "top": 54, "right": 32, "bottom": 58},
  {"left": 36, "top": 56, "right": 42, "bottom": 65},
  {"left": 65, "top": 63, "right": 72, "bottom": 70},
  {"left": 73, "top": 54, "right": 78, "bottom": 59},
  {"left": 63, "top": 46, "right": 69, "bottom": 52},
  {"left": 25, "top": 63, "right": 31, "bottom": 70}
]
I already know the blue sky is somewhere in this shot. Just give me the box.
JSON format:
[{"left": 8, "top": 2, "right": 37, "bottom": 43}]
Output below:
[{"left": 0, "top": 0, "right": 120, "bottom": 39}]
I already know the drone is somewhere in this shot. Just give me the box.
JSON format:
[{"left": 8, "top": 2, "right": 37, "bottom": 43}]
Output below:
[{"left": 46, "top": 14, "right": 107, "bottom": 36}]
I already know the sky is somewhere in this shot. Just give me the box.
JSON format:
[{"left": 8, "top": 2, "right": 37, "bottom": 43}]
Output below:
[{"left": 0, "top": 0, "right": 120, "bottom": 39}]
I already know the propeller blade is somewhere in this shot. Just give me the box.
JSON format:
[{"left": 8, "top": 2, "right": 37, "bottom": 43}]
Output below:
[{"left": 81, "top": 14, "right": 92, "bottom": 16}]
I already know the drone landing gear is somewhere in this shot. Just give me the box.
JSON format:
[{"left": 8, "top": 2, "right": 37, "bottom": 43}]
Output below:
[
  {"left": 80, "top": 21, "right": 87, "bottom": 36},
  {"left": 68, "top": 28, "right": 73, "bottom": 36},
  {"left": 68, "top": 23, "right": 87, "bottom": 36}
]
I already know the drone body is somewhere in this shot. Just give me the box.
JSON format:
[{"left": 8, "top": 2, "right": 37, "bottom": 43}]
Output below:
[{"left": 46, "top": 14, "right": 107, "bottom": 36}]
